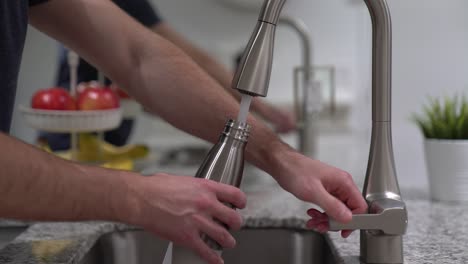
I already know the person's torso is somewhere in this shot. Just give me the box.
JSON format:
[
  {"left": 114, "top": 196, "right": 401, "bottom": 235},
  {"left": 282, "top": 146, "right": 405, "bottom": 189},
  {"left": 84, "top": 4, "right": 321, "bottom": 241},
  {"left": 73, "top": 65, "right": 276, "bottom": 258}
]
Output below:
[
  {"left": 0, "top": 0, "right": 29, "bottom": 133},
  {"left": 0, "top": 0, "right": 49, "bottom": 133}
]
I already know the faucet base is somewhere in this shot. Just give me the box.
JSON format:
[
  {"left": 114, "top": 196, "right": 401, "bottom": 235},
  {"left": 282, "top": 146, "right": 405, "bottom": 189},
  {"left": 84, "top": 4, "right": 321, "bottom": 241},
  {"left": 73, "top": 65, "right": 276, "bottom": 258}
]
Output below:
[{"left": 360, "top": 231, "right": 404, "bottom": 264}]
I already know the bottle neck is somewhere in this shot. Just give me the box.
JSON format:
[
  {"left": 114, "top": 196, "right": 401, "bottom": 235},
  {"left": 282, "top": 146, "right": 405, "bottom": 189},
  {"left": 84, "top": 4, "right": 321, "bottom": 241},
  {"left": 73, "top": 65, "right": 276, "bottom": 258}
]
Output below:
[{"left": 221, "top": 119, "right": 251, "bottom": 143}]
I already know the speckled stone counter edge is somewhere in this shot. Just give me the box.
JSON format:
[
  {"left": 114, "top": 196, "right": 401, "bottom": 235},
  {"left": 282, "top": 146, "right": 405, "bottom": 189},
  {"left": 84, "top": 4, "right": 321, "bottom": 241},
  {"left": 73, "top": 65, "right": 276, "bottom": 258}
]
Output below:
[
  {"left": 0, "top": 219, "right": 348, "bottom": 264},
  {"left": 3, "top": 188, "right": 466, "bottom": 264}
]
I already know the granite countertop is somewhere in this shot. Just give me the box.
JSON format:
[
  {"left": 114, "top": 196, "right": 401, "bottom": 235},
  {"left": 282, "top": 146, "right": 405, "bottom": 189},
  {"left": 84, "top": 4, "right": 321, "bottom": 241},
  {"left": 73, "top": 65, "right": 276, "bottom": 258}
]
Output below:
[
  {"left": 243, "top": 179, "right": 468, "bottom": 264},
  {"left": 0, "top": 173, "right": 466, "bottom": 263},
  {"left": 331, "top": 199, "right": 468, "bottom": 264}
]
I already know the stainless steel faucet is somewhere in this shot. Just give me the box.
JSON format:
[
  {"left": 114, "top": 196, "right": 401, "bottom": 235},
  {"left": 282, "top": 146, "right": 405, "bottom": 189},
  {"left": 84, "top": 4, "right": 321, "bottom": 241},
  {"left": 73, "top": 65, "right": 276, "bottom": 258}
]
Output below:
[
  {"left": 278, "top": 16, "right": 317, "bottom": 157},
  {"left": 233, "top": 0, "right": 408, "bottom": 263}
]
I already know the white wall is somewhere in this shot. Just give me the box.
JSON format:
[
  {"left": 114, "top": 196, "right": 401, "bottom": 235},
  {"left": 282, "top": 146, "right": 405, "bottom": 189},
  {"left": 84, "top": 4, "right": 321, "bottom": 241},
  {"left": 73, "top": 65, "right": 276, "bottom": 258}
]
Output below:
[
  {"left": 11, "top": 0, "right": 468, "bottom": 189},
  {"left": 386, "top": 0, "right": 468, "bottom": 189}
]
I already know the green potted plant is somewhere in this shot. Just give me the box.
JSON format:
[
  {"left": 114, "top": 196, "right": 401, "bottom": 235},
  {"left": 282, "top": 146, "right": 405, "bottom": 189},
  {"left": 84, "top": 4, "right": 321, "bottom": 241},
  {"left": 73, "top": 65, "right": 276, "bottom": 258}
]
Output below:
[{"left": 413, "top": 95, "right": 468, "bottom": 201}]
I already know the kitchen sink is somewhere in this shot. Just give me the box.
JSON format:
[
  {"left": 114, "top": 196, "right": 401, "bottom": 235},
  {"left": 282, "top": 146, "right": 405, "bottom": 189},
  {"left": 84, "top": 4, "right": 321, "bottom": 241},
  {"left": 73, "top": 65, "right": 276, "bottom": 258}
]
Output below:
[
  {"left": 0, "top": 227, "right": 28, "bottom": 251},
  {"left": 80, "top": 228, "right": 337, "bottom": 264}
]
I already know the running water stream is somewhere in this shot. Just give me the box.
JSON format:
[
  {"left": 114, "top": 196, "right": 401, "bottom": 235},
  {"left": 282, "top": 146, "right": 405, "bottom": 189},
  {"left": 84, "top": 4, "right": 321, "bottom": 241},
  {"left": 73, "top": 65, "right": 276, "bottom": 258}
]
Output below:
[{"left": 237, "top": 93, "right": 253, "bottom": 123}]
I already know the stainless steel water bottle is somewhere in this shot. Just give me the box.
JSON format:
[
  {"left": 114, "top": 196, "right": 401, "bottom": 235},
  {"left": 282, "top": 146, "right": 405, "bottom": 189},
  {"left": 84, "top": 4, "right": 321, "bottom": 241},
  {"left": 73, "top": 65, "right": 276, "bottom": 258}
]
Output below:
[{"left": 172, "top": 119, "right": 251, "bottom": 264}]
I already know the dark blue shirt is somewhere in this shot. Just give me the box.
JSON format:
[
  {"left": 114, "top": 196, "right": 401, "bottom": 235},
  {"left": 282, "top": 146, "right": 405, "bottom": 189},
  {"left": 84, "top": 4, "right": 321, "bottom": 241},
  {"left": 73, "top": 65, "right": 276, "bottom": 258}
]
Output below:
[
  {"left": 0, "top": 0, "right": 48, "bottom": 133},
  {"left": 56, "top": 0, "right": 163, "bottom": 88}
]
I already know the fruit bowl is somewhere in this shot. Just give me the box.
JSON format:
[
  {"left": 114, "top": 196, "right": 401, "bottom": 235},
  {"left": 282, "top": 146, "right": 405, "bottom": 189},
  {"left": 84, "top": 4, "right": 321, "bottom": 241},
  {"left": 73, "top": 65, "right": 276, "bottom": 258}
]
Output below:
[
  {"left": 121, "top": 99, "right": 142, "bottom": 118},
  {"left": 20, "top": 106, "right": 123, "bottom": 132}
]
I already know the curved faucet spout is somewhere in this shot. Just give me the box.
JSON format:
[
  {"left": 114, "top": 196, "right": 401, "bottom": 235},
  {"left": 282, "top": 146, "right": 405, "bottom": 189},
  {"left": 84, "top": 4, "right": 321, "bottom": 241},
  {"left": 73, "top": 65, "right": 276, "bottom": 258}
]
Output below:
[
  {"left": 364, "top": 0, "right": 392, "bottom": 123},
  {"left": 362, "top": 0, "right": 401, "bottom": 202}
]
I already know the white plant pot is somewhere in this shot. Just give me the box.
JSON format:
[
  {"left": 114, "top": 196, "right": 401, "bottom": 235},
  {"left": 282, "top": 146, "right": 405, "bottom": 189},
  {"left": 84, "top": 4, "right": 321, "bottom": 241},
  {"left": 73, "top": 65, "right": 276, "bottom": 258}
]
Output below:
[{"left": 425, "top": 139, "right": 468, "bottom": 202}]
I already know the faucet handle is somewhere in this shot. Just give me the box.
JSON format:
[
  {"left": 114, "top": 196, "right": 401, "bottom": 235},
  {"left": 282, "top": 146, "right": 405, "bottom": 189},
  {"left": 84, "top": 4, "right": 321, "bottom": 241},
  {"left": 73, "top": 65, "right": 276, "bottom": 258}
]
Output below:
[{"left": 329, "top": 203, "right": 408, "bottom": 235}]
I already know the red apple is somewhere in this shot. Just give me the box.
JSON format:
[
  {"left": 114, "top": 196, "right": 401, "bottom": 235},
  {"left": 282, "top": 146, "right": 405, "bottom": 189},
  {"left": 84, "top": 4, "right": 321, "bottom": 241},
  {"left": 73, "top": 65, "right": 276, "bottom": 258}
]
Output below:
[
  {"left": 76, "top": 81, "right": 101, "bottom": 96},
  {"left": 77, "top": 87, "right": 120, "bottom": 110},
  {"left": 110, "top": 84, "right": 131, "bottom": 99},
  {"left": 32, "top": 88, "right": 76, "bottom": 110},
  {"left": 116, "top": 88, "right": 131, "bottom": 99}
]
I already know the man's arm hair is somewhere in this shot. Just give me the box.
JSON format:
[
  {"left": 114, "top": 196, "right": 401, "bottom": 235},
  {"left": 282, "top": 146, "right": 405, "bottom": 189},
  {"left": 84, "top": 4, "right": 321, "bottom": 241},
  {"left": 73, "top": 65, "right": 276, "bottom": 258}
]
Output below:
[{"left": 152, "top": 23, "right": 287, "bottom": 122}]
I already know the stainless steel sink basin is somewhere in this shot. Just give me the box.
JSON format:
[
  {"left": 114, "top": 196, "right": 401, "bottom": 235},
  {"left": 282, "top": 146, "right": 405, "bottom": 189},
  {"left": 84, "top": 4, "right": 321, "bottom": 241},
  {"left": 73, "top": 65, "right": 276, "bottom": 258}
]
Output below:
[
  {"left": 80, "top": 228, "right": 337, "bottom": 264},
  {"left": 0, "top": 227, "right": 28, "bottom": 251}
]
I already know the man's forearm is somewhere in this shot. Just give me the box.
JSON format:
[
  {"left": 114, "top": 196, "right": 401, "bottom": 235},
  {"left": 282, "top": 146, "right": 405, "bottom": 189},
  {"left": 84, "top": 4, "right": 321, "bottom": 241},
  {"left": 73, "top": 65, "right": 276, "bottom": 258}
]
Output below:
[
  {"left": 0, "top": 133, "right": 134, "bottom": 222},
  {"left": 126, "top": 26, "right": 293, "bottom": 172},
  {"left": 126, "top": 39, "right": 290, "bottom": 175},
  {"left": 152, "top": 24, "right": 234, "bottom": 90},
  {"left": 152, "top": 24, "right": 278, "bottom": 120}
]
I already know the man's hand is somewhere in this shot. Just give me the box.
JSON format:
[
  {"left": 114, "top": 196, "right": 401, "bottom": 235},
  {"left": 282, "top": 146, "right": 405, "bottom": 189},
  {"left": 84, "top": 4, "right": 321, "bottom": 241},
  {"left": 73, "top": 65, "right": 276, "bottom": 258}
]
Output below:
[
  {"left": 254, "top": 102, "right": 297, "bottom": 134},
  {"left": 270, "top": 149, "right": 368, "bottom": 238},
  {"left": 122, "top": 174, "right": 246, "bottom": 264}
]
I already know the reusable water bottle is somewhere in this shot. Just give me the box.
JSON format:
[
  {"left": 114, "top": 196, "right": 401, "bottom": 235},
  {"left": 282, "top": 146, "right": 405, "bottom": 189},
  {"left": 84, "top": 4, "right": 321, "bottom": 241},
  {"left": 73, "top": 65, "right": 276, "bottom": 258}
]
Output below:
[{"left": 171, "top": 119, "right": 251, "bottom": 264}]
